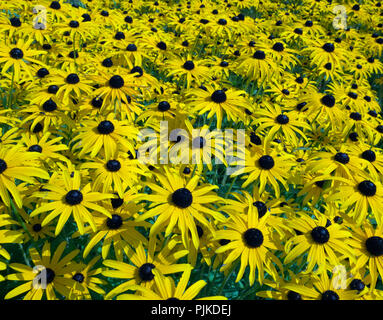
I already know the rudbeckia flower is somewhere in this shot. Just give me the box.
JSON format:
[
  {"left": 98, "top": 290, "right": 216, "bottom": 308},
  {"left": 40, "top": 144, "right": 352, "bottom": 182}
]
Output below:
[
  {"left": 0, "top": 146, "right": 49, "bottom": 207},
  {"left": 71, "top": 113, "right": 137, "bottom": 160},
  {"left": 213, "top": 206, "right": 282, "bottom": 285},
  {"left": 0, "top": 38, "right": 46, "bottom": 82},
  {"left": 5, "top": 241, "right": 79, "bottom": 300},
  {"left": 284, "top": 212, "right": 355, "bottom": 274},
  {"left": 116, "top": 265, "right": 227, "bottom": 300},
  {"left": 135, "top": 168, "right": 225, "bottom": 249},
  {"left": 186, "top": 85, "right": 251, "bottom": 129},
  {"left": 103, "top": 240, "right": 189, "bottom": 299},
  {"left": 30, "top": 169, "right": 113, "bottom": 235},
  {"left": 283, "top": 271, "right": 360, "bottom": 300}
]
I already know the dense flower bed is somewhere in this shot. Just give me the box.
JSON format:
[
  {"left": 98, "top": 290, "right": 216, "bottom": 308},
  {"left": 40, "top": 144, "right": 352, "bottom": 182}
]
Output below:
[{"left": 0, "top": 0, "right": 383, "bottom": 300}]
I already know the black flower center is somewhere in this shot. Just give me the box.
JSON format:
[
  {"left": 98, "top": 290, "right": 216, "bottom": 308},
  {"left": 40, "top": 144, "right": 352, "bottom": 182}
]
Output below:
[
  {"left": 158, "top": 101, "right": 170, "bottom": 112},
  {"left": 37, "top": 68, "right": 49, "bottom": 78},
  {"left": 294, "top": 28, "right": 303, "bottom": 34},
  {"left": 10, "top": 17, "right": 21, "bottom": 27},
  {"left": 253, "top": 201, "right": 267, "bottom": 218},
  {"left": 349, "top": 279, "right": 365, "bottom": 292},
  {"left": 126, "top": 43, "right": 137, "bottom": 51},
  {"left": 102, "top": 58, "right": 113, "bottom": 67},
  {"left": 109, "top": 75, "right": 124, "bottom": 88},
  {"left": 287, "top": 291, "right": 302, "bottom": 300},
  {"left": 68, "top": 51, "right": 79, "bottom": 59},
  {"left": 295, "top": 76, "right": 304, "bottom": 84},
  {"left": 91, "top": 97, "right": 103, "bottom": 109},
  {"left": 69, "top": 20, "right": 79, "bottom": 28},
  {"left": 10, "top": 48, "right": 23, "bottom": 59},
  {"left": 243, "top": 228, "right": 264, "bottom": 248},
  {"left": 321, "top": 290, "right": 339, "bottom": 300},
  {"left": 183, "top": 167, "right": 191, "bottom": 174},
  {"left": 321, "top": 94, "right": 335, "bottom": 107},
  {"left": 172, "top": 188, "right": 193, "bottom": 208},
  {"left": 66, "top": 73, "right": 80, "bottom": 84},
  {"left": 97, "top": 120, "right": 114, "bottom": 134},
  {"left": 82, "top": 13, "right": 91, "bottom": 22},
  {"left": 114, "top": 31, "right": 125, "bottom": 40},
  {"left": 32, "top": 223, "right": 42, "bottom": 232},
  {"left": 250, "top": 132, "right": 262, "bottom": 145},
  {"left": 28, "top": 144, "right": 42, "bottom": 153},
  {"left": 106, "top": 214, "right": 123, "bottom": 229},
  {"left": 73, "top": 272, "right": 85, "bottom": 283},
  {"left": 211, "top": 90, "right": 227, "bottom": 103},
  {"left": 65, "top": 190, "right": 83, "bottom": 205},
  {"left": 311, "top": 226, "right": 330, "bottom": 244},
  {"left": 50, "top": 1, "right": 61, "bottom": 9},
  {"left": 272, "top": 42, "right": 284, "bottom": 52},
  {"left": 361, "top": 150, "right": 376, "bottom": 162},
  {"left": 111, "top": 193, "right": 124, "bottom": 209},
  {"left": 350, "top": 112, "right": 361, "bottom": 120},
  {"left": 258, "top": 155, "right": 274, "bottom": 170},
  {"left": 352, "top": 4, "right": 360, "bottom": 10},
  {"left": 322, "top": 43, "right": 335, "bottom": 52},
  {"left": 183, "top": 60, "right": 195, "bottom": 70},
  {"left": 106, "top": 160, "right": 121, "bottom": 172},
  {"left": 43, "top": 268, "right": 55, "bottom": 284},
  {"left": 305, "top": 20, "right": 313, "bottom": 27},
  {"left": 253, "top": 50, "right": 266, "bottom": 59},
  {"left": 47, "top": 85, "right": 59, "bottom": 94},
  {"left": 130, "top": 66, "right": 143, "bottom": 77},
  {"left": 358, "top": 180, "right": 376, "bottom": 196},
  {"left": 366, "top": 236, "right": 383, "bottom": 256},
  {"left": 276, "top": 114, "right": 289, "bottom": 124},
  {"left": 334, "top": 152, "right": 349, "bottom": 164},
  {"left": 156, "top": 41, "right": 167, "bottom": 50},
  {"left": 218, "top": 18, "right": 227, "bottom": 25},
  {"left": 42, "top": 99, "right": 57, "bottom": 112},
  {"left": 138, "top": 263, "right": 155, "bottom": 281},
  {"left": 220, "top": 61, "right": 229, "bottom": 67}
]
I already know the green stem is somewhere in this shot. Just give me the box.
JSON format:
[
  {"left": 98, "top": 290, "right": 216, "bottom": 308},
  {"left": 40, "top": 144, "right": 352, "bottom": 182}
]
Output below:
[
  {"left": 217, "top": 260, "right": 239, "bottom": 295},
  {"left": 10, "top": 199, "right": 34, "bottom": 244},
  {"left": 224, "top": 176, "right": 237, "bottom": 198},
  {"left": 7, "top": 66, "right": 15, "bottom": 109}
]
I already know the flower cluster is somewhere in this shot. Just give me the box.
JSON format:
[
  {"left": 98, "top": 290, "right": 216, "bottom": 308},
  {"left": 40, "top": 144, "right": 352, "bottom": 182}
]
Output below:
[{"left": 0, "top": 0, "right": 383, "bottom": 300}]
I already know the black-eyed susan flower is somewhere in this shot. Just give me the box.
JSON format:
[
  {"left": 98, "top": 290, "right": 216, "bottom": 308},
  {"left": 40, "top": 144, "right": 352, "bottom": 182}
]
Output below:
[
  {"left": 0, "top": 38, "right": 46, "bottom": 82},
  {"left": 116, "top": 265, "right": 227, "bottom": 300},
  {"left": 135, "top": 168, "right": 225, "bottom": 250},
  {"left": 213, "top": 206, "right": 282, "bottom": 285},
  {"left": 30, "top": 169, "right": 113, "bottom": 235},
  {"left": 5, "top": 242, "right": 79, "bottom": 300},
  {"left": 0, "top": 145, "right": 49, "bottom": 207},
  {"left": 71, "top": 114, "right": 137, "bottom": 160},
  {"left": 284, "top": 212, "right": 355, "bottom": 274},
  {"left": 103, "top": 240, "right": 188, "bottom": 299}
]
